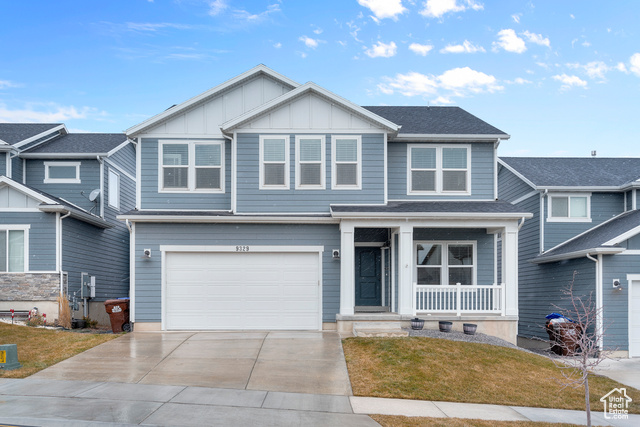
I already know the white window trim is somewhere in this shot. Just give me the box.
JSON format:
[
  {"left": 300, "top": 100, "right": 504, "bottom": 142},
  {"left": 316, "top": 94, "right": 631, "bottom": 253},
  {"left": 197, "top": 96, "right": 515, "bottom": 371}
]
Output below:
[
  {"left": 414, "top": 241, "right": 477, "bottom": 286},
  {"left": 547, "top": 192, "right": 592, "bottom": 223},
  {"left": 295, "top": 135, "right": 326, "bottom": 190},
  {"left": 407, "top": 144, "right": 471, "bottom": 195},
  {"left": 44, "top": 161, "right": 81, "bottom": 184},
  {"left": 331, "top": 135, "right": 362, "bottom": 190},
  {"left": 0, "top": 225, "right": 30, "bottom": 273},
  {"left": 158, "top": 140, "right": 225, "bottom": 194},
  {"left": 108, "top": 169, "right": 120, "bottom": 210},
  {"left": 259, "top": 135, "right": 290, "bottom": 190}
]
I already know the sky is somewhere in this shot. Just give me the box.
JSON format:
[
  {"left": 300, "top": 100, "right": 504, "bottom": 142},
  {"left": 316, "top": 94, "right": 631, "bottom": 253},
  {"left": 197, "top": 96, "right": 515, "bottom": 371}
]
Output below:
[{"left": 0, "top": 0, "right": 638, "bottom": 157}]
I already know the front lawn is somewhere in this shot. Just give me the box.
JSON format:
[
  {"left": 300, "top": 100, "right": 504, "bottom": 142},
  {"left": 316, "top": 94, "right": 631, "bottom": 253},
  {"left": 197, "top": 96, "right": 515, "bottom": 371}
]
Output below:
[
  {"left": 0, "top": 322, "right": 119, "bottom": 378},
  {"left": 371, "top": 416, "right": 582, "bottom": 427},
  {"left": 343, "top": 337, "right": 640, "bottom": 413}
]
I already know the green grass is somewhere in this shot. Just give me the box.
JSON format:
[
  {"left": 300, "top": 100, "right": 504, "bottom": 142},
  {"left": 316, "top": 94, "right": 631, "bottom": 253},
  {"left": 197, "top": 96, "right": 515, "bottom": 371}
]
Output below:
[
  {"left": 371, "top": 415, "right": 582, "bottom": 427},
  {"left": 343, "top": 337, "right": 640, "bottom": 413},
  {"left": 0, "top": 322, "right": 119, "bottom": 378}
]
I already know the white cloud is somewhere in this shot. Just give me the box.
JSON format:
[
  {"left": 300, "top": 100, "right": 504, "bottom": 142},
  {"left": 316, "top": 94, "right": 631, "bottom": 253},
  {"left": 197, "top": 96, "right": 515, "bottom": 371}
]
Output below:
[
  {"left": 420, "top": 0, "right": 484, "bottom": 19},
  {"left": 312, "top": 26, "right": 323, "bottom": 35},
  {"left": 630, "top": 53, "right": 640, "bottom": 77},
  {"left": 232, "top": 3, "right": 280, "bottom": 22},
  {"left": 511, "top": 13, "right": 521, "bottom": 24},
  {"left": 493, "top": 29, "right": 526, "bottom": 53},
  {"left": 567, "top": 61, "right": 612, "bottom": 80},
  {"left": 433, "top": 96, "right": 454, "bottom": 105},
  {"left": 125, "top": 22, "right": 194, "bottom": 32},
  {"left": 346, "top": 21, "right": 362, "bottom": 42},
  {"left": 0, "top": 80, "right": 19, "bottom": 89},
  {"left": 208, "top": 0, "right": 228, "bottom": 16},
  {"left": 409, "top": 43, "right": 434, "bottom": 56},
  {"left": 616, "top": 62, "right": 628, "bottom": 73},
  {"left": 357, "top": 0, "right": 407, "bottom": 21},
  {"left": 0, "top": 103, "right": 100, "bottom": 123},
  {"left": 552, "top": 74, "right": 587, "bottom": 90},
  {"left": 440, "top": 40, "right": 485, "bottom": 54},
  {"left": 299, "top": 36, "right": 320, "bottom": 49},
  {"left": 273, "top": 42, "right": 282, "bottom": 48},
  {"left": 506, "top": 77, "right": 532, "bottom": 85},
  {"left": 522, "top": 30, "right": 550, "bottom": 47},
  {"left": 377, "top": 66, "right": 502, "bottom": 99},
  {"left": 365, "top": 41, "right": 397, "bottom": 58}
]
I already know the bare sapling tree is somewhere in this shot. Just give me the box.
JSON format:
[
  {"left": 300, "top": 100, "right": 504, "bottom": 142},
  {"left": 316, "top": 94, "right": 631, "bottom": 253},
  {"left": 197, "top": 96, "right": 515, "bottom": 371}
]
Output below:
[{"left": 547, "top": 271, "right": 611, "bottom": 427}]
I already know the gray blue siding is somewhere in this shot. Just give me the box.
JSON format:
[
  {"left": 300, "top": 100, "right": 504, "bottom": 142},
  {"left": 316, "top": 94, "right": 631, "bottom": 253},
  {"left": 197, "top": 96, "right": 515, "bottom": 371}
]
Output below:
[
  {"left": 0, "top": 153, "right": 6, "bottom": 176},
  {"left": 140, "top": 138, "right": 231, "bottom": 210},
  {"left": 388, "top": 142, "right": 495, "bottom": 200},
  {"left": 134, "top": 223, "right": 341, "bottom": 323},
  {"left": 236, "top": 133, "right": 385, "bottom": 213},
  {"left": 11, "top": 156, "right": 23, "bottom": 182},
  {"left": 498, "top": 165, "right": 535, "bottom": 203},
  {"left": 0, "top": 212, "right": 57, "bottom": 271},
  {"left": 108, "top": 142, "right": 136, "bottom": 178}
]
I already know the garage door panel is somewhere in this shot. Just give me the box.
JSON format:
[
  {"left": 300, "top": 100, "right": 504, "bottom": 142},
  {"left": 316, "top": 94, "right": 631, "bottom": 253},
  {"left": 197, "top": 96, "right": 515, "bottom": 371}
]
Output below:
[{"left": 165, "top": 250, "right": 320, "bottom": 330}]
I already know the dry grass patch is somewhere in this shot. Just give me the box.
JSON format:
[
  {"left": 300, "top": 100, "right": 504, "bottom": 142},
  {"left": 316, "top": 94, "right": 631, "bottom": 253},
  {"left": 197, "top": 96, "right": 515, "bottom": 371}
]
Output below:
[
  {"left": 371, "top": 415, "right": 581, "bottom": 427},
  {"left": 343, "top": 337, "right": 640, "bottom": 413},
  {"left": 0, "top": 322, "right": 118, "bottom": 378}
]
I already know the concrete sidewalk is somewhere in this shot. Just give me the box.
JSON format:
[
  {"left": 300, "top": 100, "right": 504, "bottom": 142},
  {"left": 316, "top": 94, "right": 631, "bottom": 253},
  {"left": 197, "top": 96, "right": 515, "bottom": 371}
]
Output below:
[{"left": 2, "top": 378, "right": 639, "bottom": 426}]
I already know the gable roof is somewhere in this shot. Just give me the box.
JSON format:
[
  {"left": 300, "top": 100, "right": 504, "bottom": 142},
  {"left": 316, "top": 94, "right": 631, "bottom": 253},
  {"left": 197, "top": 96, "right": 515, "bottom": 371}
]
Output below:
[
  {"left": 363, "top": 106, "right": 509, "bottom": 140},
  {"left": 500, "top": 157, "right": 640, "bottom": 189},
  {"left": 533, "top": 209, "right": 640, "bottom": 263},
  {"left": 20, "top": 133, "right": 128, "bottom": 158},
  {"left": 221, "top": 82, "right": 399, "bottom": 133},
  {"left": 126, "top": 64, "right": 300, "bottom": 136},
  {"left": 0, "top": 123, "right": 62, "bottom": 145}
]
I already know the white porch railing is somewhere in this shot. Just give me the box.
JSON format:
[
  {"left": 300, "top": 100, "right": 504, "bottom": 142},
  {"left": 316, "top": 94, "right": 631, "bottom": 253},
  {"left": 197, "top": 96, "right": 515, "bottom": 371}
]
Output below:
[{"left": 413, "top": 283, "right": 505, "bottom": 316}]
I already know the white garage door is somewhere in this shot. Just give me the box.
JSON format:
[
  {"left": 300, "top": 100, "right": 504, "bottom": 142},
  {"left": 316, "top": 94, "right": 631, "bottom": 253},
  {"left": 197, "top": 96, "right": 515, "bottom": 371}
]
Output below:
[
  {"left": 630, "top": 280, "right": 640, "bottom": 357},
  {"left": 164, "top": 250, "right": 321, "bottom": 330}
]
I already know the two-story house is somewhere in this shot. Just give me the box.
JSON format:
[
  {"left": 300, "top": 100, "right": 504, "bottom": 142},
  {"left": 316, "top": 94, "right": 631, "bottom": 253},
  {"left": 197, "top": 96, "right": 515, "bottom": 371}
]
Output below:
[
  {"left": 0, "top": 123, "right": 136, "bottom": 325},
  {"left": 121, "top": 65, "right": 531, "bottom": 343},
  {"left": 498, "top": 157, "right": 640, "bottom": 357}
]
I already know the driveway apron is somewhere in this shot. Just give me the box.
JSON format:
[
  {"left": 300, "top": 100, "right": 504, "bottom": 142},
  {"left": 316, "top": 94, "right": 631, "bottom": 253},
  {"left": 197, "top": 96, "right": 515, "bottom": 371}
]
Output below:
[{"left": 30, "top": 330, "right": 353, "bottom": 396}]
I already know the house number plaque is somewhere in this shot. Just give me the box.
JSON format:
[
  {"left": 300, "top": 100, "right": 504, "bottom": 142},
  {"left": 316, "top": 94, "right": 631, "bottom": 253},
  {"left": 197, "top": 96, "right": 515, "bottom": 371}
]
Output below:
[{"left": 236, "top": 246, "right": 250, "bottom": 252}]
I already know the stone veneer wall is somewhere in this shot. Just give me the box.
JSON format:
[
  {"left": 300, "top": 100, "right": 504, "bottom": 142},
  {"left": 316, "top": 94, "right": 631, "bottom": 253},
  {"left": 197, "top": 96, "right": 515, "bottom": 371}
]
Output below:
[{"left": 0, "top": 273, "right": 60, "bottom": 301}]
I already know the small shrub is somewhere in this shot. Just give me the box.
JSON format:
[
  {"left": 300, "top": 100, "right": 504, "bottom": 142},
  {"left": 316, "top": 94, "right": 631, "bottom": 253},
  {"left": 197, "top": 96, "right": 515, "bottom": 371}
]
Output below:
[
  {"left": 26, "top": 314, "right": 45, "bottom": 327},
  {"left": 82, "top": 316, "right": 98, "bottom": 329}
]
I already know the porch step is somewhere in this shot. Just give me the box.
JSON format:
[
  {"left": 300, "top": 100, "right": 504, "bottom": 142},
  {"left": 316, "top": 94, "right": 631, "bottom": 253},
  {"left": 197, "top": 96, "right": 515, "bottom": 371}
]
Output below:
[{"left": 353, "top": 321, "right": 408, "bottom": 338}]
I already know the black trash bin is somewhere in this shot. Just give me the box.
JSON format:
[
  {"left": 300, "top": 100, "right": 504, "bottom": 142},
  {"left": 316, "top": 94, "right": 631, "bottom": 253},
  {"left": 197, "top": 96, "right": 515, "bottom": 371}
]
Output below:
[{"left": 104, "top": 299, "right": 130, "bottom": 333}]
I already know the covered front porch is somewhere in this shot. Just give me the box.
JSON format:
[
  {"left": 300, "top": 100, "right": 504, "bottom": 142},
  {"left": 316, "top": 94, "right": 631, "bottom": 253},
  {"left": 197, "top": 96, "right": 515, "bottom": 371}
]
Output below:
[{"left": 330, "top": 201, "right": 530, "bottom": 344}]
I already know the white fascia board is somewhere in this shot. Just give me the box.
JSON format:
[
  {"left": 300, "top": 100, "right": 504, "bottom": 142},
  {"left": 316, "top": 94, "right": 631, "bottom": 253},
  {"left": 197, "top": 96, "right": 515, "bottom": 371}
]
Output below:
[
  {"left": 12, "top": 124, "right": 67, "bottom": 150},
  {"left": 126, "top": 65, "right": 300, "bottom": 136},
  {"left": 221, "top": 82, "right": 399, "bottom": 133},
  {"left": 392, "top": 134, "right": 509, "bottom": 142},
  {"left": 19, "top": 152, "right": 110, "bottom": 159},
  {"left": 603, "top": 224, "right": 640, "bottom": 246},
  {"left": 330, "top": 210, "right": 533, "bottom": 220},
  {"left": 106, "top": 138, "right": 132, "bottom": 157},
  {"left": 497, "top": 158, "right": 538, "bottom": 191},
  {"left": 38, "top": 204, "right": 111, "bottom": 228},
  {"left": 540, "top": 186, "right": 622, "bottom": 191},
  {"left": 0, "top": 176, "right": 57, "bottom": 204},
  {"left": 117, "top": 214, "right": 339, "bottom": 224},
  {"left": 532, "top": 247, "right": 624, "bottom": 264}
]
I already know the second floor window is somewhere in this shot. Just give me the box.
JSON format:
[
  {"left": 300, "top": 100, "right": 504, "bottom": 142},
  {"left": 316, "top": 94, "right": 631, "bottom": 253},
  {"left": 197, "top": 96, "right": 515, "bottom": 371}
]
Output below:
[
  {"left": 548, "top": 194, "right": 590, "bottom": 221},
  {"left": 160, "top": 141, "right": 223, "bottom": 192},
  {"left": 332, "top": 136, "right": 361, "bottom": 189},
  {"left": 408, "top": 145, "right": 470, "bottom": 194},
  {"left": 260, "top": 136, "right": 290, "bottom": 189},
  {"left": 44, "top": 162, "right": 81, "bottom": 184},
  {"left": 296, "top": 136, "right": 325, "bottom": 189}
]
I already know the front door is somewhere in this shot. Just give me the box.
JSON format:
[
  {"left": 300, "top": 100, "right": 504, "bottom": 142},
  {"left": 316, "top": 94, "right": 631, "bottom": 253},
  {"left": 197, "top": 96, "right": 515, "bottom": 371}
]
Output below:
[{"left": 355, "top": 247, "right": 382, "bottom": 306}]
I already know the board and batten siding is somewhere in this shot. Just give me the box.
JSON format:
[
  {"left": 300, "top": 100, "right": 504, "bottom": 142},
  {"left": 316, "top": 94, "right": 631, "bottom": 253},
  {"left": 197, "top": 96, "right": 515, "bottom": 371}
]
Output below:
[
  {"left": 134, "top": 223, "right": 341, "bottom": 324},
  {"left": 388, "top": 142, "right": 496, "bottom": 200},
  {"left": 0, "top": 212, "right": 57, "bottom": 271},
  {"left": 25, "top": 159, "right": 101, "bottom": 213},
  {"left": 543, "top": 192, "right": 624, "bottom": 251},
  {"left": 142, "top": 75, "right": 293, "bottom": 137},
  {"left": 139, "top": 138, "right": 231, "bottom": 210},
  {"left": 236, "top": 133, "right": 385, "bottom": 213}
]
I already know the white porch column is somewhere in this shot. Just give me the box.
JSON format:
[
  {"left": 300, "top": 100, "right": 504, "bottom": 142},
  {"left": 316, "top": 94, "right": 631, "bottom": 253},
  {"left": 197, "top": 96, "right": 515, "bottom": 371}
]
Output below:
[
  {"left": 339, "top": 222, "right": 355, "bottom": 315},
  {"left": 397, "top": 223, "right": 414, "bottom": 315},
  {"left": 502, "top": 224, "right": 519, "bottom": 316}
]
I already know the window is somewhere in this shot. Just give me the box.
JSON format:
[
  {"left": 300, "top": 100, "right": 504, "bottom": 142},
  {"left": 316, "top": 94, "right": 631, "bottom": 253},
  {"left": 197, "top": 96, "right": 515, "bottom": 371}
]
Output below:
[
  {"left": 0, "top": 227, "right": 28, "bottom": 272},
  {"left": 44, "top": 162, "right": 80, "bottom": 184},
  {"left": 259, "top": 135, "right": 289, "bottom": 189},
  {"left": 548, "top": 194, "right": 591, "bottom": 222},
  {"left": 160, "top": 141, "right": 224, "bottom": 192},
  {"left": 295, "top": 136, "right": 325, "bottom": 189},
  {"left": 332, "top": 136, "right": 361, "bottom": 189},
  {"left": 408, "top": 145, "right": 470, "bottom": 194},
  {"left": 416, "top": 242, "right": 475, "bottom": 286},
  {"left": 108, "top": 169, "right": 119, "bottom": 210}
]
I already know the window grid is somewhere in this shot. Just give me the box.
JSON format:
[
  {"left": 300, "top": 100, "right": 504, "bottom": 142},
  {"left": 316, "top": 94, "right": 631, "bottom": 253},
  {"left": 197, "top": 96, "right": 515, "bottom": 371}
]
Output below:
[
  {"left": 408, "top": 145, "right": 470, "bottom": 194},
  {"left": 159, "top": 141, "right": 224, "bottom": 193},
  {"left": 295, "top": 136, "right": 325, "bottom": 189},
  {"left": 331, "top": 136, "right": 361, "bottom": 190},
  {"left": 259, "top": 136, "right": 290, "bottom": 190},
  {"left": 416, "top": 242, "right": 475, "bottom": 286},
  {"left": 547, "top": 194, "right": 591, "bottom": 222}
]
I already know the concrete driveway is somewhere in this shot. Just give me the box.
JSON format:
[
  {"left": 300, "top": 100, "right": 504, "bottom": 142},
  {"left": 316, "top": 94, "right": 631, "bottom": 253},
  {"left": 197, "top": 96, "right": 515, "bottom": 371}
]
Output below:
[{"left": 31, "top": 331, "right": 353, "bottom": 396}]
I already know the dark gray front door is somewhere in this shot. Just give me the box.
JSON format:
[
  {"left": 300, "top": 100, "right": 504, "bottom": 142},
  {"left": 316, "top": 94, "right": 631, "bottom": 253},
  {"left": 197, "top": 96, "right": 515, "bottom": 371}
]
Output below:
[{"left": 355, "top": 247, "right": 382, "bottom": 306}]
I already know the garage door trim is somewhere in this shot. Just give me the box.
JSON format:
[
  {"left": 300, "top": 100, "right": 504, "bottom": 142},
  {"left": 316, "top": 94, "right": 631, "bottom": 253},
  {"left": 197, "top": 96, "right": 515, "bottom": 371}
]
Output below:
[
  {"left": 160, "top": 245, "right": 324, "bottom": 331},
  {"left": 628, "top": 274, "right": 640, "bottom": 357}
]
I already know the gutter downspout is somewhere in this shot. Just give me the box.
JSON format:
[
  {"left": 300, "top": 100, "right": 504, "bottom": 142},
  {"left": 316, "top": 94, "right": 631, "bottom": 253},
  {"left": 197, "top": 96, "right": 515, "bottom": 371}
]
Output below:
[
  {"left": 540, "top": 190, "right": 548, "bottom": 253},
  {"left": 518, "top": 216, "right": 526, "bottom": 231},
  {"left": 586, "top": 253, "right": 604, "bottom": 351},
  {"left": 223, "top": 133, "right": 235, "bottom": 213},
  {"left": 58, "top": 211, "right": 71, "bottom": 295},
  {"left": 494, "top": 139, "right": 500, "bottom": 200},
  {"left": 97, "top": 155, "right": 104, "bottom": 218}
]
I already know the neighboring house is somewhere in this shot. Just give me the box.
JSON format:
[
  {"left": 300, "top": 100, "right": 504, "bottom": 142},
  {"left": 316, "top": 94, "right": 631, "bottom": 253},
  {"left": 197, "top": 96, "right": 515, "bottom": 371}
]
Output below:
[
  {"left": 498, "top": 157, "right": 640, "bottom": 357},
  {"left": 0, "top": 123, "right": 136, "bottom": 324},
  {"left": 120, "top": 65, "right": 531, "bottom": 343}
]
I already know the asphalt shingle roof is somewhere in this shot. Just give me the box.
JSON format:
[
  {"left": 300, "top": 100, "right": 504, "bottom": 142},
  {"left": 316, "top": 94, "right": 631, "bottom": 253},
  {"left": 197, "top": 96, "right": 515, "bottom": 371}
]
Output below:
[
  {"left": 362, "top": 106, "right": 508, "bottom": 136},
  {"left": 501, "top": 157, "right": 640, "bottom": 188},
  {"left": 535, "top": 209, "right": 640, "bottom": 262},
  {"left": 23, "top": 133, "right": 127, "bottom": 154},
  {"left": 0, "top": 123, "right": 61, "bottom": 145},
  {"left": 331, "top": 200, "right": 526, "bottom": 214}
]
